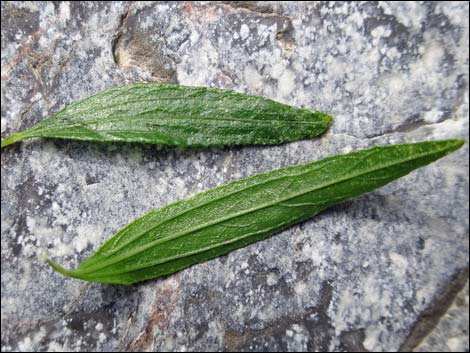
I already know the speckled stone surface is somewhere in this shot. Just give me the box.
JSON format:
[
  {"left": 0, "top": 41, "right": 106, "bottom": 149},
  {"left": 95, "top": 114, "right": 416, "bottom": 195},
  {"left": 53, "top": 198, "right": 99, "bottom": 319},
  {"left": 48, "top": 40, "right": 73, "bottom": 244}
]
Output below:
[
  {"left": 414, "top": 281, "right": 469, "bottom": 352},
  {"left": 1, "top": 2, "right": 468, "bottom": 352}
]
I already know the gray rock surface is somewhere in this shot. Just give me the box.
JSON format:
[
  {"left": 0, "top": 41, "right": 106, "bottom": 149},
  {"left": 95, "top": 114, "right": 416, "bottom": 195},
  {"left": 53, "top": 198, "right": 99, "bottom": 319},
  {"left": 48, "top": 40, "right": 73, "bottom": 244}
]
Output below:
[
  {"left": 414, "top": 281, "right": 469, "bottom": 352},
  {"left": 1, "top": 1, "right": 468, "bottom": 352}
]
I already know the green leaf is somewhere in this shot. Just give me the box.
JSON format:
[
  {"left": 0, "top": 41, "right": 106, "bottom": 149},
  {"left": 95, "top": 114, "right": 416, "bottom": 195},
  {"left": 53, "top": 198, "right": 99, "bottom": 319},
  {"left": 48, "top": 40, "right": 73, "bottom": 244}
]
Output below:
[
  {"left": 46, "top": 139, "right": 465, "bottom": 285},
  {"left": 0, "top": 83, "right": 332, "bottom": 148}
]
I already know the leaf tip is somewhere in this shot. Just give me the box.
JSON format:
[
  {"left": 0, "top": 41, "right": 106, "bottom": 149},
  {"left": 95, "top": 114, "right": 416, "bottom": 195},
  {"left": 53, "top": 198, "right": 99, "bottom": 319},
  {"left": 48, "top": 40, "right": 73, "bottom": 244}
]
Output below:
[
  {"left": 324, "top": 113, "right": 334, "bottom": 127},
  {"left": 452, "top": 138, "right": 465, "bottom": 149},
  {"left": 439, "top": 138, "right": 466, "bottom": 154}
]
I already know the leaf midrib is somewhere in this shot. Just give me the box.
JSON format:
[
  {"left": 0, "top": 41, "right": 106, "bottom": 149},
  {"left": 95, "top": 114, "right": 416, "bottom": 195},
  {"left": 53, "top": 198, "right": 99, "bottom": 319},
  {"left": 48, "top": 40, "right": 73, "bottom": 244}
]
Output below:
[
  {"left": 57, "top": 95, "right": 294, "bottom": 121},
  {"left": 74, "top": 145, "right": 446, "bottom": 276},
  {"left": 79, "top": 157, "right": 344, "bottom": 267},
  {"left": 84, "top": 215, "right": 303, "bottom": 280},
  {"left": 28, "top": 113, "right": 325, "bottom": 135}
]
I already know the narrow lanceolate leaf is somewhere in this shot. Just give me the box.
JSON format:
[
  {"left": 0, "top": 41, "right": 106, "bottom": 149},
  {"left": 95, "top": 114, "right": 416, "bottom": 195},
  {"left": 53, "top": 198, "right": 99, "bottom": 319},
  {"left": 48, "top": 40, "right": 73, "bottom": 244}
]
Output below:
[
  {"left": 46, "top": 139, "right": 465, "bottom": 285},
  {"left": 0, "top": 83, "right": 332, "bottom": 148}
]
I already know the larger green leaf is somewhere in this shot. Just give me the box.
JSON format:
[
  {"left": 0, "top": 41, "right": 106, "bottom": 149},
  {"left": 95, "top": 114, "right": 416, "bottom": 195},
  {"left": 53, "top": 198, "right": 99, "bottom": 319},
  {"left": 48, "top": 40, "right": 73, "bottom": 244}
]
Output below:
[
  {"left": 0, "top": 83, "right": 332, "bottom": 148},
  {"left": 46, "top": 139, "right": 464, "bottom": 285}
]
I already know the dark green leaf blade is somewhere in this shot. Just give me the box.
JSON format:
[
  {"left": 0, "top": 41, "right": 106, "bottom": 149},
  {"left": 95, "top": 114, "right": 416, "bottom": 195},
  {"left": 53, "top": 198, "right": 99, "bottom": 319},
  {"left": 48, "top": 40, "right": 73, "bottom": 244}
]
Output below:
[
  {"left": 1, "top": 83, "right": 332, "bottom": 148},
  {"left": 46, "top": 139, "right": 465, "bottom": 284}
]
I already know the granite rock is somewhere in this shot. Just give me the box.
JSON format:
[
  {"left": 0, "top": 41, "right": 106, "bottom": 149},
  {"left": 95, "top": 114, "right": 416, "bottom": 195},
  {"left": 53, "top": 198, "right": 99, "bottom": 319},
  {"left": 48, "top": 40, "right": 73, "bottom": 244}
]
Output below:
[
  {"left": 1, "top": 1, "right": 469, "bottom": 352},
  {"left": 413, "top": 280, "right": 469, "bottom": 352}
]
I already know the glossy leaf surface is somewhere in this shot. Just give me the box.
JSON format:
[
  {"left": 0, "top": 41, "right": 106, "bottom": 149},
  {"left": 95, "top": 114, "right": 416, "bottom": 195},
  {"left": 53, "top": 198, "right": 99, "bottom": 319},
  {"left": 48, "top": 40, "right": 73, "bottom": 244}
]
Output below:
[
  {"left": 47, "top": 139, "right": 465, "bottom": 284},
  {"left": 1, "top": 83, "right": 332, "bottom": 148}
]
